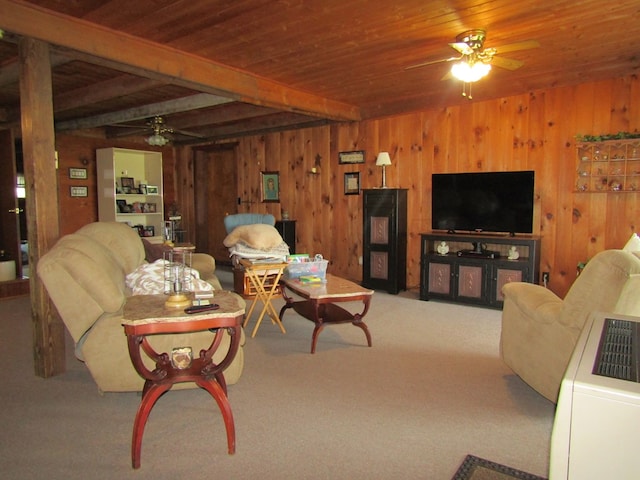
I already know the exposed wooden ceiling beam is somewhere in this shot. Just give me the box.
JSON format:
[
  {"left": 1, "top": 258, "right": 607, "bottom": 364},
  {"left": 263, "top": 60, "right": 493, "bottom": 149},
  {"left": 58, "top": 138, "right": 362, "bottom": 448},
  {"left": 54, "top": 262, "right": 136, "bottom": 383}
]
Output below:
[
  {"left": 0, "top": 52, "right": 70, "bottom": 87},
  {"left": 53, "top": 75, "right": 167, "bottom": 113},
  {"left": 167, "top": 103, "right": 281, "bottom": 130},
  {"left": 0, "top": 0, "right": 360, "bottom": 122},
  {"left": 55, "top": 93, "right": 232, "bottom": 131},
  {"left": 181, "top": 112, "right": 332, "bottom": 144}
]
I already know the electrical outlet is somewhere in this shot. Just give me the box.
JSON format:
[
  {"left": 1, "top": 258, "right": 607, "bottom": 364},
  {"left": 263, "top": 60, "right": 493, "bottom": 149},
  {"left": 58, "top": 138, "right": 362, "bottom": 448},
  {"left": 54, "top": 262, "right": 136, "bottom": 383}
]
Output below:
[{"left": 542, "top": 272, "right": 550, "bottom": 286}]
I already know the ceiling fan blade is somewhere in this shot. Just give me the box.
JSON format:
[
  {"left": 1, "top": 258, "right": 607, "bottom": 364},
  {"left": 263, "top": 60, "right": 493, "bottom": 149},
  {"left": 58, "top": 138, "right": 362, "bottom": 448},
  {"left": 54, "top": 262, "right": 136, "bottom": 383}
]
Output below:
[
  {"left": 405, "top": 55, "right": 461, "bottom": 70},
  {"left": 491, "top": 56, "right": 524, "bottom": 70},
  {"left": 109, "top": 123, "right": 148, "bottom": 129},
  {"left": 494, "top": 40, "right": 540, "bottom": 54},
  {"left": 172, "top": 128, "right": 205, "bottom": 138},
  {"left": 440, "top": 70, "right": 453, "bottom": 81}
]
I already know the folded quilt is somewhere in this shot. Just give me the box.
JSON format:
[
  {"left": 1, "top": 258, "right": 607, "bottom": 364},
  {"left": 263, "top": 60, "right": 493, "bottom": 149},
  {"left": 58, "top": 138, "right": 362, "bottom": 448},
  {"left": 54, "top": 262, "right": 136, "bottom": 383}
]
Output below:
[{"left": 228, "top": 241, "right": 290, "bottom": 262}]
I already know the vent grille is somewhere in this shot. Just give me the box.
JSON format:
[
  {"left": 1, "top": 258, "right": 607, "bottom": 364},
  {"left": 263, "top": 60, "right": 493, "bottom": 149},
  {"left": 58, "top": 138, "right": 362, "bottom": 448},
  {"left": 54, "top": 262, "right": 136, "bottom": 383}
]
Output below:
[{"left": 593, "top": 318, "right": 640, "bottom": 382}]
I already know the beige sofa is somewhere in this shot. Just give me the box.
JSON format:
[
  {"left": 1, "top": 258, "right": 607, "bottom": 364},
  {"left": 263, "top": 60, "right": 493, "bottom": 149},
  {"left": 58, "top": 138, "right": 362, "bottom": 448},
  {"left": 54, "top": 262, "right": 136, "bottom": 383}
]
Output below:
[
  {"left": 500, "top": 249, "right": 640, "bottom": 403},
  {"left": 37, "top": 222, "right": 245, "bottom": 393}
]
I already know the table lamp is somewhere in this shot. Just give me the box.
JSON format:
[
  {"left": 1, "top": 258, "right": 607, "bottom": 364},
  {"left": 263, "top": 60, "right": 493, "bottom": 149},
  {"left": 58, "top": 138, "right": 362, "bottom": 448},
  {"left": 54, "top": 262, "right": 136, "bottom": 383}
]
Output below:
[
  {"left": 375, "top": 152, "right": 392, "bottom": 188},
  {"left": 163, "top": 250, "right": 193, "bottom": 309}
]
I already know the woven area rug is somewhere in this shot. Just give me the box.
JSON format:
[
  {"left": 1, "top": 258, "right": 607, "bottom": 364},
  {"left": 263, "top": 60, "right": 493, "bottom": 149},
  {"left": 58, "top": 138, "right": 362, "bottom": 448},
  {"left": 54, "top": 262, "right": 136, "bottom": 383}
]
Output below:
[{"left": 452, "top": 455, "right": 547, "bottom": 480}]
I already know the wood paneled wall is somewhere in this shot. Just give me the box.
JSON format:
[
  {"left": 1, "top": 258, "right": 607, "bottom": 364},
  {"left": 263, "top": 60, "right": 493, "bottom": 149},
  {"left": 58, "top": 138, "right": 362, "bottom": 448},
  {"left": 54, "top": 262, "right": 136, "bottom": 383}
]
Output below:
[
  {"left": 229, "top": 75, "right": 640, "bottom": 297},
  {"left": 52, "top": 75, "right": 639, "bottom": 298}
]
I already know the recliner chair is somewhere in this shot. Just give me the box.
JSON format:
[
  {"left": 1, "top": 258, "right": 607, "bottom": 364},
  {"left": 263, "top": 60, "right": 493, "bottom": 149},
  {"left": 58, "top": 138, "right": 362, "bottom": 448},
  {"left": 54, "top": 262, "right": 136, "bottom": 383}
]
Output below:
[{"left": 500, "top": 249, "right": 640, "bottom": 403}]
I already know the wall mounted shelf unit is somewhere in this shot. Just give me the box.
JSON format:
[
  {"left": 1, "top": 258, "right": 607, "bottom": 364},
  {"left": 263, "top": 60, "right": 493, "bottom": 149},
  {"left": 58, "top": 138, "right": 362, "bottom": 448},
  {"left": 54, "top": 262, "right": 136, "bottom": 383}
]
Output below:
[{"left": 575, "top": 140, "right": 640, "bottom": 193}]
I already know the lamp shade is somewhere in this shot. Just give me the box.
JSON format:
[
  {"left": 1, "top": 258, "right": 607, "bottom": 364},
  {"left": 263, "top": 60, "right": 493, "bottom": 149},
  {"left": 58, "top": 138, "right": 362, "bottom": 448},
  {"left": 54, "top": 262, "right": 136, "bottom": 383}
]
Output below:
[{"left": 376, "top": 152, "right": 392, "bottom": 166}]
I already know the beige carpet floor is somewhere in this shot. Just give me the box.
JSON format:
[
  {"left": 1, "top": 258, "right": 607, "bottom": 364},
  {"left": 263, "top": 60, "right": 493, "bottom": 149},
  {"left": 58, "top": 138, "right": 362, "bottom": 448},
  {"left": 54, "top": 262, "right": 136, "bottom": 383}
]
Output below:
[{"left": 0, "top": 269, "right": 555, "bottom": 479}]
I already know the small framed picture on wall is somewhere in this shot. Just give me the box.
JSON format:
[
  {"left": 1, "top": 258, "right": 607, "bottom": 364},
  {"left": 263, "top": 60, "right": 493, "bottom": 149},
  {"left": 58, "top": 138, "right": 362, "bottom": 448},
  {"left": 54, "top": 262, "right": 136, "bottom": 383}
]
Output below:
[
  {"left": 344, "top": 172, "right": 361, "bottom": 195},
  {"left": 261, "top": 171, "right": 280, "bottom": 203}
]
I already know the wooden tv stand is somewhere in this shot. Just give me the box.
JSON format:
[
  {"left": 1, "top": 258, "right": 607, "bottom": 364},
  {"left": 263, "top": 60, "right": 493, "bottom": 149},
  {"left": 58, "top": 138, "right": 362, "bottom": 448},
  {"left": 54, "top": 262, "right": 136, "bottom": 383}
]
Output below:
[{"left": 420, "top": 232, "right": 541, "bottom": 309}]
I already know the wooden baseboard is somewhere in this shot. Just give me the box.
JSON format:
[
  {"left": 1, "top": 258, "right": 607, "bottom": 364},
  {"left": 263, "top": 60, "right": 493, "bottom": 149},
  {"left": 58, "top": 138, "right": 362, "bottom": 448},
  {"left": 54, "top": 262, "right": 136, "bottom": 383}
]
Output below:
[{"left": 0, "top": 278, "right": 30, "bottom": 300}]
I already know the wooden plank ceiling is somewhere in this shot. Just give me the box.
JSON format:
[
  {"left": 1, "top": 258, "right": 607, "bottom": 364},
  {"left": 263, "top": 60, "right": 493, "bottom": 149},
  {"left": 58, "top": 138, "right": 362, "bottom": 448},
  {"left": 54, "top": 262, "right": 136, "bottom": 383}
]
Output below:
[{"left": 1, "top": 0, "right": 639, "bottom": 144}]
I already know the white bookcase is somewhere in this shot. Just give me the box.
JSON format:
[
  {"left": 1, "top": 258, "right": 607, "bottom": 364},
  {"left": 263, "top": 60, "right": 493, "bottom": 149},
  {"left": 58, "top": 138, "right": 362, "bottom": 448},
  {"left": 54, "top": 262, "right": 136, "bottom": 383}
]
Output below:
[{"left": 96, "top": 147, "right": 164, "bottom": 243}]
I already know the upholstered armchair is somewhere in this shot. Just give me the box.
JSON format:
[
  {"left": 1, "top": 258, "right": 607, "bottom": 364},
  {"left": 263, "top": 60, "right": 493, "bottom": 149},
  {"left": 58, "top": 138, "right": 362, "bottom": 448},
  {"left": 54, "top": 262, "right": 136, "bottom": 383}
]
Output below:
[{"left": 500, "top": 249, "right": 640, "bottom": 403}]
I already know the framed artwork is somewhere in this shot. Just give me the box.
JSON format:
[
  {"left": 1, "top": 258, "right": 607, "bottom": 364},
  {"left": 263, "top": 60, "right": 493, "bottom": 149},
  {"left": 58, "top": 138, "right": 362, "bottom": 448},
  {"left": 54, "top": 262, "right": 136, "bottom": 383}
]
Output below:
[
  {"left": 338, "top": 150, "right": 365, "bottom": 164},
  {"left": 69, "top": 167, "right": 87, "bottom": 179},
  {"left": 146, "top": 185, "right": 159, "bottom": 195},
  {"left": 70, "top": 186, "right": 88, "bottom": 197},
  {"left": 344, "top": 172, "right": 361, "bottom": 195},
  {"left": 261, "top": 171, "right": 280, "bottom": 202},
  {"left": 116, "top": 199, "right": 127, "bottom": 213}
]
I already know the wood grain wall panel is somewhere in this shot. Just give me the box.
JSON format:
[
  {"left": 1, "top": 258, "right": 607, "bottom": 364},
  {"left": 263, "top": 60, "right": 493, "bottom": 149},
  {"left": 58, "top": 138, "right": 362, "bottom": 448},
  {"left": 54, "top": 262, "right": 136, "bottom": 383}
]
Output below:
[{"left": 52, "top": 75, "right": 640, "bottom": 298}]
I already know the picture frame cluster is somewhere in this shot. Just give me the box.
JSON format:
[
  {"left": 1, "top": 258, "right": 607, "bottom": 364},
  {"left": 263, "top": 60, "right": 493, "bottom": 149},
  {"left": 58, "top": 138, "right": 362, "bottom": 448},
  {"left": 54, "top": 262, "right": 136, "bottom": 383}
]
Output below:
[{"left": 117, "top": 200, "right": 157, "bottom": 214}]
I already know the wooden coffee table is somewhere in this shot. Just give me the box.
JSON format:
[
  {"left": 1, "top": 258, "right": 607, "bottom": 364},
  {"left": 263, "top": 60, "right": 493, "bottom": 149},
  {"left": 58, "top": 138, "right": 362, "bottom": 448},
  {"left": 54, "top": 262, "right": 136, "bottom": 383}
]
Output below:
[
  {"left": 122, "top": 291, "right": 244, "bottom": 469},
  {"left": 279, "top": 274, "right": 374, "bottom": 353}
]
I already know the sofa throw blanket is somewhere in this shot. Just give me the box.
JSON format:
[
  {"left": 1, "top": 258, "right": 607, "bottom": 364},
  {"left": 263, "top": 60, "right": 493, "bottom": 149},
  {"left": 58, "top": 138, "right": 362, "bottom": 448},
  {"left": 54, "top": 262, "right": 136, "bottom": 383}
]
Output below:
[{"left": 126, "top": 260, "right": 212, "bottom": 295}]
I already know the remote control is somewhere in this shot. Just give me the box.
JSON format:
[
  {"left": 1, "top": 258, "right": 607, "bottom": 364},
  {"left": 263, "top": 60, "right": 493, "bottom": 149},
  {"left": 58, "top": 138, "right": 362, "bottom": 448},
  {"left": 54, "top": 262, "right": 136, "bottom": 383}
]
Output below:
[{"left": 184, "top": 304, "right": 219, "bottom": 314}]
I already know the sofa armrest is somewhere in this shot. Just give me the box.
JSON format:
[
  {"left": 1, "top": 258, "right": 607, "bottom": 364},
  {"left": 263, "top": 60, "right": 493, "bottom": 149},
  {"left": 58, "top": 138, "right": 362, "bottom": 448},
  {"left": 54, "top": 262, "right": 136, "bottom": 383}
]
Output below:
[
  {"left": 192, "top": 252, "right": 215, "bottom": 275},
  {"left": 192, "top": 253, "right": 223, "bottom": 290},
  {"left": 502, "top": 282, "right": 563, "bottom": 325}
]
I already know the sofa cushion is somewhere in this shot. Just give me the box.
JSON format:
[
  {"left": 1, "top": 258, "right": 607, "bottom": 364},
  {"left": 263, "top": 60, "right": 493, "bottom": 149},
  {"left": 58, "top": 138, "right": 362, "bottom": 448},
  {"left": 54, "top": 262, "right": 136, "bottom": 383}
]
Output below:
[
  {"left": 223, "top": 224, "right": 284, "bottom": 250},
  {"left": 623, "top": 233, "right": 640, "bottom": 252},
  {"left": 141, "top": 238, "right": 172, "bottom": 263}
]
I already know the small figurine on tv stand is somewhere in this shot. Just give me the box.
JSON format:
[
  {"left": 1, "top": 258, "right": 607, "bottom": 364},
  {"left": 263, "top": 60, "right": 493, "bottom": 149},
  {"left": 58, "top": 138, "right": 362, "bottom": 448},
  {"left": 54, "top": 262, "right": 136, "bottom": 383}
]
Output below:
[
  {"left": 508, "top": 246, "right": 520, "bottom": 260},
  {"left": 437, "top": 241, "right": 449, "bottom": 255}
]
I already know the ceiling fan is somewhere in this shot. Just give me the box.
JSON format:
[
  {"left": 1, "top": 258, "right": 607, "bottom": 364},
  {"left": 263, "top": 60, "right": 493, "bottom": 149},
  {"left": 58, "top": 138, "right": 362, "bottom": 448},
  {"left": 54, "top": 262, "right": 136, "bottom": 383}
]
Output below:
[
  {"left": 145, "top": 116, "right": 173, "bottom": 146},
  {"left": 107, "top": 115, "right": 204, "bottom": 145},
  {"left": 406, "top": 29, "right": 539, "bottom": 96}
]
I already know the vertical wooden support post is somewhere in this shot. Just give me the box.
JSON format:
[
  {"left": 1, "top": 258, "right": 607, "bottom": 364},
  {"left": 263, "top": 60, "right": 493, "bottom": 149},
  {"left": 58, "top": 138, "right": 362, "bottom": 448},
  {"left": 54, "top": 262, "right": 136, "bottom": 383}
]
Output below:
[{"left": 18, "top": 37, "right": 65, "bottom": 377}]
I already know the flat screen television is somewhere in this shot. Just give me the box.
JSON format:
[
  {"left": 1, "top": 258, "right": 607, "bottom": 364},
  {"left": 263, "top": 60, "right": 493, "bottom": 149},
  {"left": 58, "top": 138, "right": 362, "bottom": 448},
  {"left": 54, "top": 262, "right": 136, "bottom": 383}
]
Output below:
[{"left": 431, "top": 170, "right": 535, "bottom": 235}]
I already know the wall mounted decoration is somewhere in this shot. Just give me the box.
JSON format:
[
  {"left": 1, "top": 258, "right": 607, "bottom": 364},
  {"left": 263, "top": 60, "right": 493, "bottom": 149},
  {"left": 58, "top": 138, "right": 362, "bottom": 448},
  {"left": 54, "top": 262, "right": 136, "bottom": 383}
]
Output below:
[
  {"left": 70, "top": 186, "right": 88, "bottom": 197},
  {"left": 261, "top": 171, "right": 280, "bottom": 202},
  {"left": 344, "top": 172, "right": 361, "bottom": 195},
  {"left": 69, "top": 167, "right": 87, "bottom": 179},
  {"left": 338, "top": 150, "right": 365, "bottom": 164}
]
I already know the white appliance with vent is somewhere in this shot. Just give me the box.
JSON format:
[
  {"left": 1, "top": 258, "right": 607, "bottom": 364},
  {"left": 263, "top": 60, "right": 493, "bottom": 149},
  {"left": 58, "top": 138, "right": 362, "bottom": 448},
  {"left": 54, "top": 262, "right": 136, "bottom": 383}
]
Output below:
[{"left": 550, "top": 311, "right": 640, "bottom": 479}]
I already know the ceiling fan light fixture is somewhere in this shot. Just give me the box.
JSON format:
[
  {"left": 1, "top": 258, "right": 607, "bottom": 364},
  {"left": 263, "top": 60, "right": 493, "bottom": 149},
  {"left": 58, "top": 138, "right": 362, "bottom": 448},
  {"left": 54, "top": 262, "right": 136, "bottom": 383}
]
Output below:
[
  {"left": 451, "top": 60, "right": 491, "bottom": 83},
  {"left": 146, "top": 133, "right": 169, "bottom": 146}
]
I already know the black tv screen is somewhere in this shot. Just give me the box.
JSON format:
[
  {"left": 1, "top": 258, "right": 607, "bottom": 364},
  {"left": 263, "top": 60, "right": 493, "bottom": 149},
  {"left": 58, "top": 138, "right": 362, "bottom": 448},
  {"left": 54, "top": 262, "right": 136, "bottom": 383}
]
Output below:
[{"left": 431, "top": 171, "right": 535, "bottom": 234}]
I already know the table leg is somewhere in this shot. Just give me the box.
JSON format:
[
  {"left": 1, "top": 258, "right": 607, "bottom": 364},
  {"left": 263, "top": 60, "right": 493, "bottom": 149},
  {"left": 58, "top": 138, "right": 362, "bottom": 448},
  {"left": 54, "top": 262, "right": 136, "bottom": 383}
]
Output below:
[
  {"left": 195, "top": 377, "right": 236, "bottom": 455},
  {"left": 131, "top": 382, "right": 172, "bottom": 469}
]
